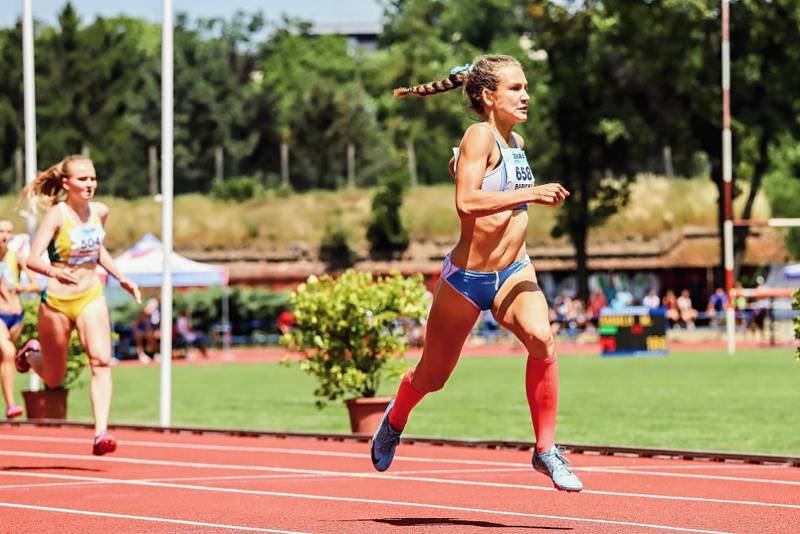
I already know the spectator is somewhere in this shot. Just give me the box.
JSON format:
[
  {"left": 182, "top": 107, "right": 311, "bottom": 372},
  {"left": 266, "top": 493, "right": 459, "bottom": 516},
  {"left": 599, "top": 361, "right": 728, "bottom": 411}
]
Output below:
[
  {"left": 662, "top": 289, "right": 680, "bottom": 326},
  {"left": 176, "top": 309, "right": 208, "bottom": 359},
  {"left": 706, "top": 287, "right": 728, "bottom": 326},
  {"left": 676, "top": 289, "right": 698, "bottom": 328},
  {"left": 610, "top": 287, "right": 633, "bottom": 310},
  {"left": 276, "top": 309, "right": 295, "bottom": 335},
  {"left": 642, "top": 289, "right": 661, "bottom": 310},
  {"left": 131, "top": 297, "right": 160, "bottom": 363},
  {"left": 587, "top": 287, "right": 607, "bottom": 326}
]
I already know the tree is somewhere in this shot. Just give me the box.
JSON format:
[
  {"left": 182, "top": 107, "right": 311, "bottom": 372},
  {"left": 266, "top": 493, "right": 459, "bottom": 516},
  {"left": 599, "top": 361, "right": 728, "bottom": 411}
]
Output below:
[{"left": 367, "top": 169, "right": 410, "bottom": 258}]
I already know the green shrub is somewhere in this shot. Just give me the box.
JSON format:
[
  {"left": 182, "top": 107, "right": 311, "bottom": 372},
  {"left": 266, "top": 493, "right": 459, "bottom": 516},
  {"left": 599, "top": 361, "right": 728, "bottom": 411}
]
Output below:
[
  {"left": 281, "top": 270, "right": 429, "bottom": 408},
  {"left": 367, "top": 171, "right": 409, "bottom": 258},
  {"left": 211, "top": 176, "right": 263, "bottom": 202},
  {"left": 319, "top": 219, "right": 357, "bottom": 269},
  {"left": 19, "top": 299, "right": 88, "bottom": 391}
]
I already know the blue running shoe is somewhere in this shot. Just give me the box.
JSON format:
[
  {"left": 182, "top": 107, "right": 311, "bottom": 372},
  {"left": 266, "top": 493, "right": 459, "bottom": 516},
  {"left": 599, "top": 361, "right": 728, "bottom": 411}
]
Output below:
[
  {"left": 532, "top": 445, "right": 583, "bottom": 492},
  {"left": 370, "top": 399, "right": 402, "bottom": 472}
]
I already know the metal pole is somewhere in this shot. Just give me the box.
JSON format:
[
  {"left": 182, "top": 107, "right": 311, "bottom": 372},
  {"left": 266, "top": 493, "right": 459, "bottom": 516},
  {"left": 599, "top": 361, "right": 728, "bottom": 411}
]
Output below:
[
  {"left": 22, "top": 0, "right": 40, "bottom": 392},
  {"left": 159, "top": 0, "right": 174, "bottom": 427},
  {"left": 721, "top": 0, "right": 735, "bottom": 355}
]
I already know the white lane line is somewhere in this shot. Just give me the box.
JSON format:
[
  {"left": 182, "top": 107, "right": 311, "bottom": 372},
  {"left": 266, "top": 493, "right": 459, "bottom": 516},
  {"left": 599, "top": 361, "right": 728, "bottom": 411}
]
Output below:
[
  {"left": 0, "top": 434, "right": 524, "bottom": 467},
  {"left": 0, "top": 501, "right": 309, "bottom": 533},
  {"left": 0, "top": 450, "right": 798, "bottom": 511},
  {"left": 0, "top": 472, "right": 732, "bottom": 534},
  {"left": 1, "top": 433, "right": 792, "bottom": 473},
  {"left": 582, "top": 467, "right": 800, "bottom": 486}
]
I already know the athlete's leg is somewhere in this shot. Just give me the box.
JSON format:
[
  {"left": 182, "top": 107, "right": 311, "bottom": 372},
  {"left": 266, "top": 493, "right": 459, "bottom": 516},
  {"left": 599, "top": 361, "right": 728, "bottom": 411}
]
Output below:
[
  {"left": 371, "top": 279, "right": 480, "bottom": 471},
  {"left": 0, "top": 322, "right": 18, "bottom": 411},
  {"left": 75, "top": 295, "right": 113, "bottom": 436},
  {"left": 492, "top": 265, "right": 583, "bottom": 492},
  {"left": 492, "top": 264, "right": 557, "bottom": 451},
  {"left": 34, "top": 304, "right": 72, "bottom": 388},
  {"left": 390, "top": 279, "right": 480, "bottom": 430}
]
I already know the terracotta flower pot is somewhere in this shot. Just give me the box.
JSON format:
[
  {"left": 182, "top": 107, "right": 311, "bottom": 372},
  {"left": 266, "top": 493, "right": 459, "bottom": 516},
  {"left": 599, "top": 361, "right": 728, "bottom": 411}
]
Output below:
[
  {"left": 345, "top": 396, "right": 393, "bottom": 434},
  {"left": 22, "top": 389, "right": 69, "bottom": 420}
]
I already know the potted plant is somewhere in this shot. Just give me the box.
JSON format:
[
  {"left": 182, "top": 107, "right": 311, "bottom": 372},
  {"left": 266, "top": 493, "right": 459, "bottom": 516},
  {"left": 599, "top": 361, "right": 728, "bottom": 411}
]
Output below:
[
  {"left": 19, "top": 299, "right": 89, "bottom": 419},
  {"left": 281, "top": 270, "right": 429, "bottom": 433}
]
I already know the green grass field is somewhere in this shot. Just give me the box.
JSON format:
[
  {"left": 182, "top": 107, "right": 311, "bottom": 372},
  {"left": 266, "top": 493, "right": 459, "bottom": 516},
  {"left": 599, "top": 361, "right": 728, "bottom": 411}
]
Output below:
[{"left": 15, "top": 348, "right": 799, "bottom": 455}]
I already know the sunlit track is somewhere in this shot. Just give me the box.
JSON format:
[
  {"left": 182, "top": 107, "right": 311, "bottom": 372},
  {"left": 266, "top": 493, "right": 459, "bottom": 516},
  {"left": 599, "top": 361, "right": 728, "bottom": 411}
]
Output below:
[
  {"left": 2, "top": 433, "right": 795, "bottom": 476},
  {"left": 1, "top": 449, "right": 798, "bottom": 510},
  {"left": 2, "top": 425, "right": 797, "bottom": 533},
  {"left": 0, "top": 501, "right": 310, "bottom": 533},
  {"left": 0, "top": 472, "right": 733, "bottom": 534}
]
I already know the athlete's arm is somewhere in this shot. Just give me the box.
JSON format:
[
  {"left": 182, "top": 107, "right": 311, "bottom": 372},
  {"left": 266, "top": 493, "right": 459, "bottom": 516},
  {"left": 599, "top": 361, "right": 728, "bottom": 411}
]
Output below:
[
  {"left": 15, "top": 251, "right": 41, "bottom": 293},
  {"left": 454, "top": 126, "right": 569, "bottom": 218},
  {"left": 99, "top": 246, "right": 141, "bottom": 304},
  {"left": 27, "top": 206, "right": 78, "bottom": 285}
]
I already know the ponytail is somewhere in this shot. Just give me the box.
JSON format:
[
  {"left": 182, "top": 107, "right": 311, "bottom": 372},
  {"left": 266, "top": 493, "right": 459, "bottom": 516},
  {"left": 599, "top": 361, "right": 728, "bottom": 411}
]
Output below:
[
  {"left": 19, "top": 155, "right": 90, "bottom": 217},
  {"left": 392, "top": 55, "right": 521, "bottom": 116},
  {"left": 392, "top": 64, "right": 471, "bottom": 99}
]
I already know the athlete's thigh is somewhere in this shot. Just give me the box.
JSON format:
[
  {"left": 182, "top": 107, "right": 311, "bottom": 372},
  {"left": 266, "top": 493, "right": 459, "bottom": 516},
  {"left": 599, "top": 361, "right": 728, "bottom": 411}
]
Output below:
[
  {"left": 0, "top": 322, "right": 13, "bottom": 357},
  {"left": 491, "top": 264, "right": 550, "bottom": 339},
  {"left": 8, "top": 322, "right": 23, "bottom": 345},
  {"left": 38, "top": 303, "right": 72, "bottom": 376},
  {"left": 76, "top": 296, "right": 112, "bottom": 365},
  {"left": 414, "top": 278, "right": 481, "bottom": 385}
]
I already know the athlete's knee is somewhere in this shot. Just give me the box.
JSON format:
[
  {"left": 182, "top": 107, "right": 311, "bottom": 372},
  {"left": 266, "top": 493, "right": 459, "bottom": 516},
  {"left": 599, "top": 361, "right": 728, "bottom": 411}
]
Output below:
[
  {"left": 90, "top": 357, "right": 112, "bottom": 373},
  {"left": 411, "top": 370, "right": 449, "bottom": 394},
  {"left": 42, "top": 368, "right": 66, "bottom": 389},
  {"left": 519, "top": 323, "right": 554, "bottom": 360}
]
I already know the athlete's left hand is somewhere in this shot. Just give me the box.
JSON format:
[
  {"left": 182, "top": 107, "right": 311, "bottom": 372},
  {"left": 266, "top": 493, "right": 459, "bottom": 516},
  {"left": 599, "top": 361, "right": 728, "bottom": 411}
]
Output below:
[{"left": 120, "top": 277, "right": 142, "bottom": 304}]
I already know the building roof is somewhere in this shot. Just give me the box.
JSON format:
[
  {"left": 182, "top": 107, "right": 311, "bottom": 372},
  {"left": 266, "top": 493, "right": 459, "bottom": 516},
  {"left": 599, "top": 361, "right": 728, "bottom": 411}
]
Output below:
[{"left": 180, "top": 225, "right": 790, "bottom": 285}]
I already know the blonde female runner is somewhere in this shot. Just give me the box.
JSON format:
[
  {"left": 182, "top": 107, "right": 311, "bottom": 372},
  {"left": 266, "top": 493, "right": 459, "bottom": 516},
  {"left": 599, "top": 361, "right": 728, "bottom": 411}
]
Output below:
[{"left": 370, "top": 55, "right": 582, "bottom": 492}]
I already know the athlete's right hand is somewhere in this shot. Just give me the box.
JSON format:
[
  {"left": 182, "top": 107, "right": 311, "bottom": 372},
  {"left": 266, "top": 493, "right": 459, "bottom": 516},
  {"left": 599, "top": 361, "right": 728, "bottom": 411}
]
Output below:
[
  {"left": 51, "top": 267, "right": 79, "bottom": 285},
  {"left": 531, "top": 183, "right": 570, "bottom": 206}
]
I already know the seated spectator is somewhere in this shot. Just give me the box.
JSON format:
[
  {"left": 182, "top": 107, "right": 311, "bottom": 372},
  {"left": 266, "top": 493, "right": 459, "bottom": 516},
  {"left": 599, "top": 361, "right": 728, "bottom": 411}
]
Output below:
[
  {"left": 663, "top": 289, "right": 680, "bottom": 326},
  {"left": 176, "top": 309, "right": 208, "bottom": 359},
  {"left": 610, "top": 287, "right": 633, "bottom": 310},
  {"left": 706, "top": 287, "right": 728, "bottom": 325},
  {"left": 642, "top": 289, "right": 661, "bottom": 310},
  {"left": 586, "top": 287, "right": 607, "bottom": 327},
  {"left": 677, "top": 289, "right": 698, "bottom": 328},
  {"left": 131, "top": 297, "right": 160, "bottom": 363},
  {"left": 276, "top": 309, "right": 295, "bottom": 335}
]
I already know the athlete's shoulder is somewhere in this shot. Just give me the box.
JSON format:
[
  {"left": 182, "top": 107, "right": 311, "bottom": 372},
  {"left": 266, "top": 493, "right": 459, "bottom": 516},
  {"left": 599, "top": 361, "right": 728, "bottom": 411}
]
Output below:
[
  {"left": 91, "top": 201, "right": 110, "bottom": 220},
  {"left": 460, "top": 123, "right": 496, "bottom": 153},
  {"left": 511, "top": 131, "right": 525, "bottom": 149}
]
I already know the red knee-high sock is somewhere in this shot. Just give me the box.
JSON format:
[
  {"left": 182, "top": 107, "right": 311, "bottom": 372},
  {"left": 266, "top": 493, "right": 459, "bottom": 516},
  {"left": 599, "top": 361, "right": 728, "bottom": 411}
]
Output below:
[
  {"left": 526, "top": 357, "right": 559, "bottom": 453},
  {"left": 387, "top": 370, "right": 426, "bottom": 431}
]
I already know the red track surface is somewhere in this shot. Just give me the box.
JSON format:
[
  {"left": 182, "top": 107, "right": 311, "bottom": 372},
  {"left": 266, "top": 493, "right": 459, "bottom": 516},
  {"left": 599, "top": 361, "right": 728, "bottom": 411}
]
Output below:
[{"left": 0, "top": 424, "right": 797, "bottom": 533}]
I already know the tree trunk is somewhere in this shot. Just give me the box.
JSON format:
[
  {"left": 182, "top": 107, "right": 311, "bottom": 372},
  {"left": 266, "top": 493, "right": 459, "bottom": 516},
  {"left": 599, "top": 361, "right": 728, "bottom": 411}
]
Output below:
[
  {"left": 406, "top": 139, "right": 418, "bottom": 187},
  {"left": 148, "top": 145, "right": 158, "bottom": 196},
  {"left": 733, "top": 131, "right": 770, "bottom": 279}
]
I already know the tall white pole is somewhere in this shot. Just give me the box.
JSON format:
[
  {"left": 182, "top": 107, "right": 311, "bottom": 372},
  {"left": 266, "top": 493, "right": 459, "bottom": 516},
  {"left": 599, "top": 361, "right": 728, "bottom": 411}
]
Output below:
[
  {"left": 22, "top": 0, "right": 40, "bottom": 392},
  {"left": 721, "top": 0, "right": 735, "bottom": 355},
  {"left": 159, "top": 0, "right": 174, "bottom": 426}
]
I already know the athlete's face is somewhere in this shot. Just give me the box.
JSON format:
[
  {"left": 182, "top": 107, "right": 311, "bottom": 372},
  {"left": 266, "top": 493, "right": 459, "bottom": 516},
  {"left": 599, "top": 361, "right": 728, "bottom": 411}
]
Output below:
[
  {"left": 63, "top": 160, "right": 97, "bottom": 201},
  {"left": 486, "top": 65, "right": 529, "bottom": 123},
  {"left": 0, "top": 221, "right": 12, "bottom": 247}
]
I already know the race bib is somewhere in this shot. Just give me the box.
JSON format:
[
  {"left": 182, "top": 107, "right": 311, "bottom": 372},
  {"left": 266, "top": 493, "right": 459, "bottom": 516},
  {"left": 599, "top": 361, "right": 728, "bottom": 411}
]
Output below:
[
  {"left": 502, "top": 146, "right": 535, "bottom": 209},
  {"left": 68, "top": 225, "right": 105, "bottom": 265}
]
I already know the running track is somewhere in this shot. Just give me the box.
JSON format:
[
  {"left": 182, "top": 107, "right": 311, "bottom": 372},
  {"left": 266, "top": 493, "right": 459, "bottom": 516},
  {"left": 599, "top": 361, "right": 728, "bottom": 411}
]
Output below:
[{"left": 0, "top": 424, "right": 798, "bottom": 533}]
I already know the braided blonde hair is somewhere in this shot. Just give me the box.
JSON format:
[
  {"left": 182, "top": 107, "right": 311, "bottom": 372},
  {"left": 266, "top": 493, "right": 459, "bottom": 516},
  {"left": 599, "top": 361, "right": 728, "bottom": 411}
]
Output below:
[
  {"left": 393, "top": 54, "right": 522, "bottom": 115},
  {"left": 20, "top": 154, "right": 92, "bottom": 217}
]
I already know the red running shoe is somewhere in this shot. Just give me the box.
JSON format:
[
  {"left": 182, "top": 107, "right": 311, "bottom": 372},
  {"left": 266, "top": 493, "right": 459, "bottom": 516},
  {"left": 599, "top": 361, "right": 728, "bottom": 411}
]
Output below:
[
  {"left": 15, "top": 339, "right": 40, "bottom": 373},
  {"left": 92, "top": 431, "right": 117, "bottom": 456},
  {"left": 6, "top": 404, "right": 23, "bottom": 419}
]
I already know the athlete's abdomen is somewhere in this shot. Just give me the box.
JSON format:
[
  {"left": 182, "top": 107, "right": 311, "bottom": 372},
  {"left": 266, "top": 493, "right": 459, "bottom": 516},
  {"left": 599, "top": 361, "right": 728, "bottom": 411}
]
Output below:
[{"left": 452, "top": 210, "right": 528, "bottom": 271}]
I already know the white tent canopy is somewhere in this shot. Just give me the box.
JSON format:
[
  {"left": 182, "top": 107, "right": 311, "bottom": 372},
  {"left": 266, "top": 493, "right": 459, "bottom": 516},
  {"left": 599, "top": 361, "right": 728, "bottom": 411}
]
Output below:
[
  {"left": 105, "top": 233, "right": 227, "bottom": 288},
  {"left": 785, "top": 263, "right": 800, "bottom": 281}
]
